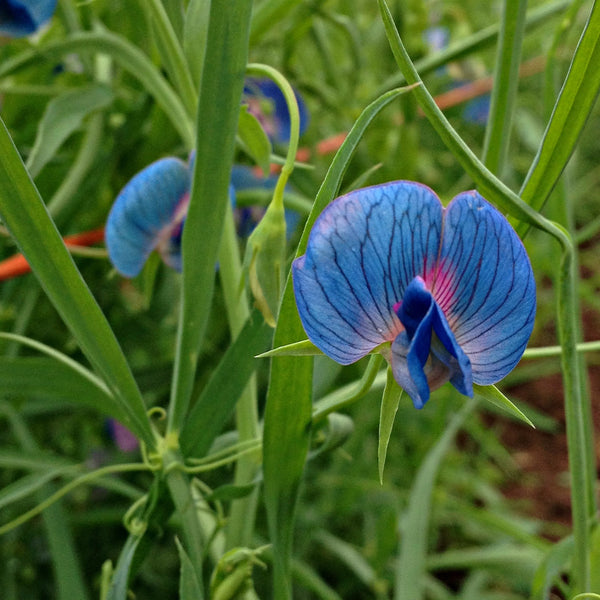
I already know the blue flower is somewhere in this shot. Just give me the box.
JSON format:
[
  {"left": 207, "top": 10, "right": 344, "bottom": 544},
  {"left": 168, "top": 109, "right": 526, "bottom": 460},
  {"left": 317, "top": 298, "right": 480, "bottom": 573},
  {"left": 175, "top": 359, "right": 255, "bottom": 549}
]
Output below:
[
  {"left": 105, "top": 160, "right": 286, "bottom": 277},
  {"left": 292, "top": 181, "right": 536, "bottom": 409},
  {"left": 243, "top": 77, "right": 309, "bottom": 143},
  {"left": 105, "top": 157, "right": 192, "bottom": 277},
  {"left": 0, "top": 0, "right": 57, "bottom": 38}
]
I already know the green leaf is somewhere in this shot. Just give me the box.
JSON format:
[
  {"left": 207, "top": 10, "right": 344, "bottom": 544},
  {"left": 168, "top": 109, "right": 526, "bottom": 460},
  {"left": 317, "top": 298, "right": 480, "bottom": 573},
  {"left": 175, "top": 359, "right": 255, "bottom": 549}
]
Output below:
[
  {"left": 473, "top": 383, "right": 534, "bottom": 428},
  {"left": 0, "top": 469, "right": 71, "bottom": 511},
  {"left": 395, "top": 398, "right": 477, "bottom": 600},
  {"left": 0, "top": 357, "right": 127, "bottom": 421},
  {"left": 309, "top": 413, "right": 354, "bottom": 460},
  {"left": 175, "top": 537, "right": 204, "bottom": 600},
  {"left": 0, "top": 119, "right": 154, "bottom": 447},
  {"left": 256, "top": 338, "right": 323, "bottom": 358},
  {"left": 238, "top": 105, "right": 272, "bottom": 175},
  {"left": 531, "top": 534, "right": 573, "bottom": 600},
  {"left": 250, "top": 0, "right": 304, "bottom": 44},
  {"left": 26, "top": 84, "right": 114, "bottom": 178},
  {"left": 520, "top": 2, "right": 600, "bottom": 214},
  {"left": 378, "top": 367, "right": 403, "bottom": 484},
  {"left": 264, "top": 86, "right": 409, "bottom": 599},
  {"left": 0, "top": 31, "right": 194, "bottom": 148},
  {"left": 183, "top": 0, "right": 210, "bottom": 86},
  {"left": 167, "top": 0, "right": 253, "bottom": 435},
  {"left": 179, "top": 311, "right": 273, "bottom": 458},
  {"left": 106, "top": 535, "right": 142, "bottom": 600}
]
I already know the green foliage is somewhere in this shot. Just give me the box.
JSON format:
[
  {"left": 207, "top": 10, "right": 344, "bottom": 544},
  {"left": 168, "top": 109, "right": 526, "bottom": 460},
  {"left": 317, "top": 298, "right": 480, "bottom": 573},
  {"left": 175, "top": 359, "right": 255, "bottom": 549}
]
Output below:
[{"left": 0, "top": 0, "right": 598, "bottom": 599}]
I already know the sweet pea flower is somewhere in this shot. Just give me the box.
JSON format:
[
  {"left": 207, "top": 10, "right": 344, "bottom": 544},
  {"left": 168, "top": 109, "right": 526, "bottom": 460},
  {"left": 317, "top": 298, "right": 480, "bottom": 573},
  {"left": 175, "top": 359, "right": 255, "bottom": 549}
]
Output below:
[
  {"left": 105, "top": 157, "right": 193, "bottom": 277},
  {"left": 105, "top": 160, "right": 287, "bottom": 277},
  {"left": 243, "top": 77, "right": 309, "bottom": 143},
  {"left": 0, "top": 0, "right": 57, "bottom": 38},
  {"left": 292, "top": 181, "right": 535, "bottom": 409}
]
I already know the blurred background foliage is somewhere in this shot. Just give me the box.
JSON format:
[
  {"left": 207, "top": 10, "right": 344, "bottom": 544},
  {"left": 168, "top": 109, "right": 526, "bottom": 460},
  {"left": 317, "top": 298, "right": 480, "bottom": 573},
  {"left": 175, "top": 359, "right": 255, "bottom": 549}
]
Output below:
[{"left": 0, "top": 0, "right": 598, "bottom": 598}]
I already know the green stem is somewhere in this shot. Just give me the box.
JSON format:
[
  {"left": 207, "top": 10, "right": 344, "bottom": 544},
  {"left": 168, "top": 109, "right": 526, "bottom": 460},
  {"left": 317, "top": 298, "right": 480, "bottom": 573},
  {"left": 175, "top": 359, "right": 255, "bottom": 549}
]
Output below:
[
  {"left": 163, "top": 450, "right": 206, "bottom": 593},
  {"left": 218, "top": 203, "right": 261, "bottom": 549},
  {"left": 312, "top": 354, "right": 384, "bottom": 424},
  {"left": 522, "top": 340, "right": 600, "bottom": 358},
  {"left": 481, "top": 0, "right": 528, "bottom": 173},
  {"left": 0, "top": 461, "right": 149, "bottom": 535},
  {"left": 246, "top": 63, "right": 301, "bottom": 210},
  {"left": 557, "top": 247, "right": 592, "bottom": 593},
  {"left": 144, "top": 0, "right": 198, "bottom": 117}
]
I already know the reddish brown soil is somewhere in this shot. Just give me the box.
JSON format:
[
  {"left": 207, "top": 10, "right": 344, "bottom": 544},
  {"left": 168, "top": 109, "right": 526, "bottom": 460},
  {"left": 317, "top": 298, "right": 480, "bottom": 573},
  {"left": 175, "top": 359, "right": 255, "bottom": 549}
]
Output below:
[{"left": 499, "top": 308, "right": 600, "bottom": 534}]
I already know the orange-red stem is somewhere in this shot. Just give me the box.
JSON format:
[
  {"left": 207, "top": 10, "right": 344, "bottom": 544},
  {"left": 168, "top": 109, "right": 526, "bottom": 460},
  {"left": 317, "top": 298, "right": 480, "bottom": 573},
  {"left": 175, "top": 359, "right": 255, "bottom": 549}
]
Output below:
[{"left": 0, "top": 228, "right": 105, "bottom": 281}]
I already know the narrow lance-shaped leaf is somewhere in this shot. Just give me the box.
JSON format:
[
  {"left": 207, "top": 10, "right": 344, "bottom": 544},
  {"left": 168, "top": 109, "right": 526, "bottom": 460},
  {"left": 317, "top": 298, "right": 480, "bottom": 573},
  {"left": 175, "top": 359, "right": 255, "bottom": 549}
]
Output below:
[
  {"left": 378, "top": 367, "right": 403, "bottom": 484},
  {"left": 27, "top": 84, "right": 114, "bottom": 179},
  {"left": 519, "top": 1, "right": 600, "bottom": 215},
  {"left": 0, "top": 118, "right": 154, "bottom": 447},
  {"left": 167, "top": 0, "right": 253, "bottom": 436}
]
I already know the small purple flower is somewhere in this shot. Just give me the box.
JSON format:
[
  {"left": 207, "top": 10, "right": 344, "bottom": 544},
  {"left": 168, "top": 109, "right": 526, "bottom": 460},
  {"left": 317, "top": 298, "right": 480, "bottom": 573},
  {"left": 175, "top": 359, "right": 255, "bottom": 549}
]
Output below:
[
  {"left": 106, "top": 419, "right": 139, "bottom": 453},
  {"left": 243, "top": 77, "right": 309, "bottom": 143},
  {"left": 0, "top": 0, "right": 57, "bottom": 38},
  {"left": 292, "top": 182, "right": 535, "bottom": 409}
]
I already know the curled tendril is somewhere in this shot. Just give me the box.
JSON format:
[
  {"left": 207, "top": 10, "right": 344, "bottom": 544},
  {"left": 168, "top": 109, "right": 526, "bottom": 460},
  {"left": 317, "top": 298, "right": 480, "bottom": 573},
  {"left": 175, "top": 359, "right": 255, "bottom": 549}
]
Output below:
[
  {"left": 123, "top": 494, "right": 150, "bottom": 536},
  {"left": 148, "top": 406, "right": 168, "bottom": 420}
]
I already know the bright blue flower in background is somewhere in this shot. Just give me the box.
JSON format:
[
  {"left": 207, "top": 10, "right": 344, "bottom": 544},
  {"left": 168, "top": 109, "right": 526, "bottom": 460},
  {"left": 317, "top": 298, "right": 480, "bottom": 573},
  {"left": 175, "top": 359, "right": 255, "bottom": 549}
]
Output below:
[
  {"left": 105, "top": 157, "right": 192, "bottom": 277},
  {"left": 0, "top": 0, "right": 57, "bottom": 37},
  {"left": 106, "top": 161, "right": 292, "bottom": 277},
  {"left": 292, "top": 182, "right": 536, "bottom": 409},
  {"left": 243, "top": 77, "right": 309, "bottom": 143}
]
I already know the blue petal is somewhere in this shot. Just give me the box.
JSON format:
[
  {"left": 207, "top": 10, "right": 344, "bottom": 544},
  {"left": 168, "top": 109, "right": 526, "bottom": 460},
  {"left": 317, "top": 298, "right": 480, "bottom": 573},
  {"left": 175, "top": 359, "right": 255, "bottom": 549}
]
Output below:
[
  {"left": 243, "top": 77, "right": 309, "bottom": 143},
  {"left": 0, "top": 0, "right": 56, "bottom": 37},
  {"left": 105, "top": 158, "right": 190, "bottom": 277},
  {"left": 433, "top": 191, "right": 536, "bottom": 384},
  {"left": 292, "top": 181, "right": 443, "bottom": 364},
  {"left": 392, "top": 276, "right": 472, "bottom": 408}
]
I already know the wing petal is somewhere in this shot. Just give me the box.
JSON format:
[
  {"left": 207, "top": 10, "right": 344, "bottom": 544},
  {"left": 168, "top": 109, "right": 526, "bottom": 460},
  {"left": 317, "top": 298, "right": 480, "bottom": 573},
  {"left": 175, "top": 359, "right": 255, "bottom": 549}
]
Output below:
[{"left": 434, "top": 191, "right": 536, "bottom": 384}]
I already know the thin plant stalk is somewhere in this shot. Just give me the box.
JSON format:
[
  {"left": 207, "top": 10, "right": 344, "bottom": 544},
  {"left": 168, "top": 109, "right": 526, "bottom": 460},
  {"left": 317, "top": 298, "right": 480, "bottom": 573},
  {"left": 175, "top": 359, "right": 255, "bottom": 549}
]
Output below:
[{"left": 482, "top": 0, "right": 528, "bottom": 173}]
